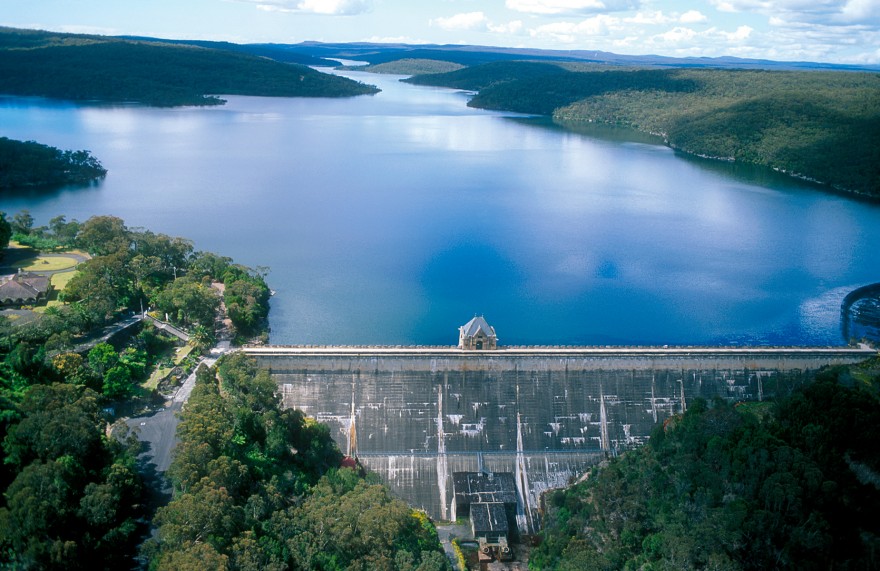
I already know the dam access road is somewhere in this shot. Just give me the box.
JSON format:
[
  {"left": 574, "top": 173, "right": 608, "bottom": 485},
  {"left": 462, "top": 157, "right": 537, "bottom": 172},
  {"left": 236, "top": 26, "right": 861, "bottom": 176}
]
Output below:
[{"left": 243, "top": 343, "right": 875, "bottom": 532}]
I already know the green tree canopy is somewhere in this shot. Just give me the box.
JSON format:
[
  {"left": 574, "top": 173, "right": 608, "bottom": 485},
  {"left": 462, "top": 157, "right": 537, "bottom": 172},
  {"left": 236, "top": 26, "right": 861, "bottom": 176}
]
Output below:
[
  {"left": 76, "top": 215, "right": 130, "bottom": 256},
  {"left": 151, "top": 356, "right": 448, "bottom": 571},
  {"left": 0, "top": 383, "right": 143, "bottom": 569},
  {"left": 0, "top": 212, "right": 11, "bottom": 251},
  {"left": 152, "top": 276, "right": 220, "bottom": 328},
  {"left": 532, "top": 360, "right": 880, "bottom": 570}
]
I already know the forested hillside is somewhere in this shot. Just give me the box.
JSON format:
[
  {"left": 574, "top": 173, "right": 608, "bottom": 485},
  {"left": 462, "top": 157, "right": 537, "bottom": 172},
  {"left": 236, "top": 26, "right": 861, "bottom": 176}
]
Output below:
[
  {"left": 0, "top": 214, "right": 272, "bottom": 568},
  {"left": 532, "top": 359, "right": 880, "bottom": 570},
  {"left": 358, "top": 59, "right": 464, "bottom": 75},
  {"left": 555, "top": 69, "right": 880, "bottom": 198},
  {"left": 405, "top": 60, "right": 568, "bottom": 92},
  {"left": 0, "top": 137, "right": 106, "bottom": 190},
  {"left": 0, "top": 214, "right": 449, "bottom": 569},
  {"left": 0, "top": 27, "right": 378, "bottom": 106},
  {"left": 411, "top": 62, "right": 880, "bottom": 198},
  {"left": 147, "top": 353, "right": 449, "bottom": 570}
]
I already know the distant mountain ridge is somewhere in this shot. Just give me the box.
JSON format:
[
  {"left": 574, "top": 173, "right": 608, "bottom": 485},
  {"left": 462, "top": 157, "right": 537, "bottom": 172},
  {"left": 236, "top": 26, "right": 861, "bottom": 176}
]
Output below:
[
  {"left": 100, "top": 33, "right": 880, "bottom": 72},
  {"left": 278, "top": 41, "right": 880, "bottom": 72},
  {"left": 119, "top": 35, "right": 343, "bottom": 68}
]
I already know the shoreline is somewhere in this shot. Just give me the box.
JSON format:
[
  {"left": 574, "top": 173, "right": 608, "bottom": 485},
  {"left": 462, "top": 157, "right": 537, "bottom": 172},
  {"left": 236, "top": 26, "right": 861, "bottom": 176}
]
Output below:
[{"left": 551, "top": 115, "right": 879, "bottom": 203}]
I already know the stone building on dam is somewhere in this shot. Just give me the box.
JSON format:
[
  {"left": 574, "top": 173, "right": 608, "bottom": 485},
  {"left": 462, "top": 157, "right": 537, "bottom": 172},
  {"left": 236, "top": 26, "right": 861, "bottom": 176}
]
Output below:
[{"left": 243, "top": 318, "right": 875, "bottom": 534}]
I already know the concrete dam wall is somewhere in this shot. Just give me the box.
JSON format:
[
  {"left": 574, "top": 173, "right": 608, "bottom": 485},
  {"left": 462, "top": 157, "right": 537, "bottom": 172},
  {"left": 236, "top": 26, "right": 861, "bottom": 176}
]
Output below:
[{"left": 244, "top": 346, "right": 874, "bottom": 532}]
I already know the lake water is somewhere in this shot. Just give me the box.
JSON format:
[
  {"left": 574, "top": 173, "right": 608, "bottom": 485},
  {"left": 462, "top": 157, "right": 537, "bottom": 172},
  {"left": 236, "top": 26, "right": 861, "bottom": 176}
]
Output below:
[{"left": 1, "top": 70, "right": 879, "bottom": 346}]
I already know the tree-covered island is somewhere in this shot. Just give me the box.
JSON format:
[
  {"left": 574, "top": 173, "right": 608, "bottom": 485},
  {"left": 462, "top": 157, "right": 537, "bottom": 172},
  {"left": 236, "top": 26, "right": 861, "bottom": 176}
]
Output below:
[{"left": 0, "top": 137, "right": 107, "bottom": 191}]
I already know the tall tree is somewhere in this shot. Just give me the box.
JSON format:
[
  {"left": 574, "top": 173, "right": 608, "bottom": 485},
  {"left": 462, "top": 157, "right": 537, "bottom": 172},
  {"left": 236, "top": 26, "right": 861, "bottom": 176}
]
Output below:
[
  {"left": 76, "top": 215, "right": 130, "bottom": 256},
  {"left": 10, "top": 210, "right": 34, "bottom": 235},
  {"left": 0, "top": 212, "right": 12, "bottom": 251}
]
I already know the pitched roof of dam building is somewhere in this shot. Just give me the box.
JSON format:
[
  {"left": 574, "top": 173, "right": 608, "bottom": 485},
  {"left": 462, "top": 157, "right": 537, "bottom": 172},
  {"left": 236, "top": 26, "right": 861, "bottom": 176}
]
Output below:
[
  {"left": 459, "top": 315, "right": 498, "bottom": 350},
  {"left": 461, "top": 316, "right": 495, "bottom": 337}
]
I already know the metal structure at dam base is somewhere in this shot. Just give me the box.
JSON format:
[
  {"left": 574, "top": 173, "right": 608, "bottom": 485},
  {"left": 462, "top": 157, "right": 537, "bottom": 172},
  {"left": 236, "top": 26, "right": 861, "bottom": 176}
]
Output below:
[{"left": 242, "top": 343, "right": 876, "bottom": 533}]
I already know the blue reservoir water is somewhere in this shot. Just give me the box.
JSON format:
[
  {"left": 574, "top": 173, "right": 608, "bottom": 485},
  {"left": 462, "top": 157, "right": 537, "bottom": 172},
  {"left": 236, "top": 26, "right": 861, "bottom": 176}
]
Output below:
[{"left": 1, "top": 70, "right": 878, "bottom": 346}]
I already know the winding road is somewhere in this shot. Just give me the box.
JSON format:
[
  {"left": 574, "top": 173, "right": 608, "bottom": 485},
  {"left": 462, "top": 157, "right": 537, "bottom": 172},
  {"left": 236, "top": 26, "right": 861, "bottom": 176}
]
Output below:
[{"left": 125, "top": 352, "right": 221, "bottom": 501}]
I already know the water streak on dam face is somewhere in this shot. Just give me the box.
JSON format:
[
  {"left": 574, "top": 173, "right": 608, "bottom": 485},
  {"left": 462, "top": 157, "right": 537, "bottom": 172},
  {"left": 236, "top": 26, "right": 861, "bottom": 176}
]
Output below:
[{"left": 245, "top": 346, "right": 874, "bottom": 526}]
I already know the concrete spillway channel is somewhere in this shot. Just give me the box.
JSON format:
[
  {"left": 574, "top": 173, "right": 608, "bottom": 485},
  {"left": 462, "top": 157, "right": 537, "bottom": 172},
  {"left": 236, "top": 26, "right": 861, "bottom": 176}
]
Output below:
[{"left": 243, "top": 345, "right": 875, "bottom": 531}]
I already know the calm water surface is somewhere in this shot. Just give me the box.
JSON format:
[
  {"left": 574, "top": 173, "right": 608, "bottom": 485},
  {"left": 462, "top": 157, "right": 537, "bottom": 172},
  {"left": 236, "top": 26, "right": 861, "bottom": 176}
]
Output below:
[{"left": 1, "top": 70, "right": 879, "bottom": 346}]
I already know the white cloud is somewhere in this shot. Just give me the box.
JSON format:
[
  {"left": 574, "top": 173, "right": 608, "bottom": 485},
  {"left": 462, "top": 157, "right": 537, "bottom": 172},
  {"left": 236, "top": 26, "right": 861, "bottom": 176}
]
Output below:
[
  {"left": 655, "top": 26, "right": 697, "bottom": 43},
  {"left": 726, "top": 25, "right": 754, "bottom": 40},
  {"left": 711, "top": 1, "right": 738, "bottom": 12},
  {"left": 430, "top": 12, "right": 525, "bottom": 36},
  {"left": 625, "top": 11, "right": 675, "bottom": 25},
  {"left": 679, "top": 10, "right": 708, "bottom": 24},
  {"left": 504, "top": 0, "right": 876, "bottom": 63},
  {"left": 489, "top": 20, "right": 525, "bottom": 34},
  {"left": 243, "top": 0, "right": 371, "bottom": 15},
  {"left": 761, "top": 18, "right": 880, "bottom": 61},
  {"left": 635, "top": 23, "right": 787, "bottom": 62},
  {"left": 529, "top": 14, "right": 622, "bottom": 42},
  {"left": 709, "top": 0, "right": 880, "bottom": 26},
  {"left": 838, "top": 0, "right": 880, "bottom": 24},
  {"left": 506, "top": 0, "right": 639, "bottom": 16},
  {"left": 431, "top": 12, "right": 489, "bottom": 31}
]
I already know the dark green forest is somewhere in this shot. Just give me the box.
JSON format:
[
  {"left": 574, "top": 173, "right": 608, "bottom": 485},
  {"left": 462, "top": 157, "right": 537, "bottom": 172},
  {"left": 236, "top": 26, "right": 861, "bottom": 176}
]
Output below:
[
  {"left": 409, "top": 62, "right": 880, "bottom": 198},
  {"left": 0, "top": 27, "right": 378, "bottom": 106},
  {"left": 405, "top": 60, "right": 569, "bottom": 92},
  {"left": 0, "top": 137, "right": 107, "bottom": 190},
  {"left": 0, "top": 215, "right": 271, "bottom": 568},
  {"left": 356, "top": 59, "right": 464, "bottom": 76},
  {"left": 0, "top": 214, "right": 450, "bottom": 569},
  {"left": 532, "top": 359, "right": 880, "bottom": 570},
  {"left": 0, "top": 382, "right": 144, "bottom": 568},
  {"left": 0, "top": 212, "right": 273, "bottom": 438},
  {"left": 147, "top": 353, "right": 449, "bottom": 570}
]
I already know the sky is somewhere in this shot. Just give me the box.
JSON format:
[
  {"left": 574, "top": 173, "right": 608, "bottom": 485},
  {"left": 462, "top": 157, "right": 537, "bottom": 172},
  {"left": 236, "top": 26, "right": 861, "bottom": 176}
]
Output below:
[{"left": 3, "top": 0, "right": 880, "bottom": 64}]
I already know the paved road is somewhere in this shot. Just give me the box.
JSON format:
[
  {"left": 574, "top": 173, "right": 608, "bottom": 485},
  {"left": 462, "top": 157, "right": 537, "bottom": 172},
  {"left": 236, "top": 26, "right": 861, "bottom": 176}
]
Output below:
[
  {"left": 73, "top": 314, "right": 143, "bottom": 354},
  {"left": 126, "top": 357, "right": 217, "bottom": 495}
]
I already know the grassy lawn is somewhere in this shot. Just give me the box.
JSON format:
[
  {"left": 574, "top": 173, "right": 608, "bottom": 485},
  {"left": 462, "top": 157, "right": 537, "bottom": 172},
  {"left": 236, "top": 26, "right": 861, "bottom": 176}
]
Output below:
[
  {"left": 50, "top": 270, "right": 77, "bottom": 290},
  {"left": 2, "top": 243, "right": 89, "bottom": 274},
  {"left": 19, "top": 255, "right": 78, "bottom": 272}
]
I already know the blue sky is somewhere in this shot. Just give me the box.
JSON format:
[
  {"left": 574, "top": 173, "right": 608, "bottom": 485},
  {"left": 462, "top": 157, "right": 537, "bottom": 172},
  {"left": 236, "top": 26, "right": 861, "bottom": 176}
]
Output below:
[{"left": 3, "top": 0, "right": 879, "bottom": 64}]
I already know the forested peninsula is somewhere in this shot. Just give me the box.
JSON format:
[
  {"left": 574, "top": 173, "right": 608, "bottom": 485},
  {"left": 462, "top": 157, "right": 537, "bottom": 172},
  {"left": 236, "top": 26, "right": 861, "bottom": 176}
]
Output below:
[
  {"left": 407, "top": 62, "right": 880, "bottom": 198},
  {"left": 0, "top": 213, "right": 448, "bottom": 569},
  {"left": 0, "top": 137, "right": 106, "bottom": 190},
  {"left": 0, "top": 27, "right": 378, "bottom": 106}
]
